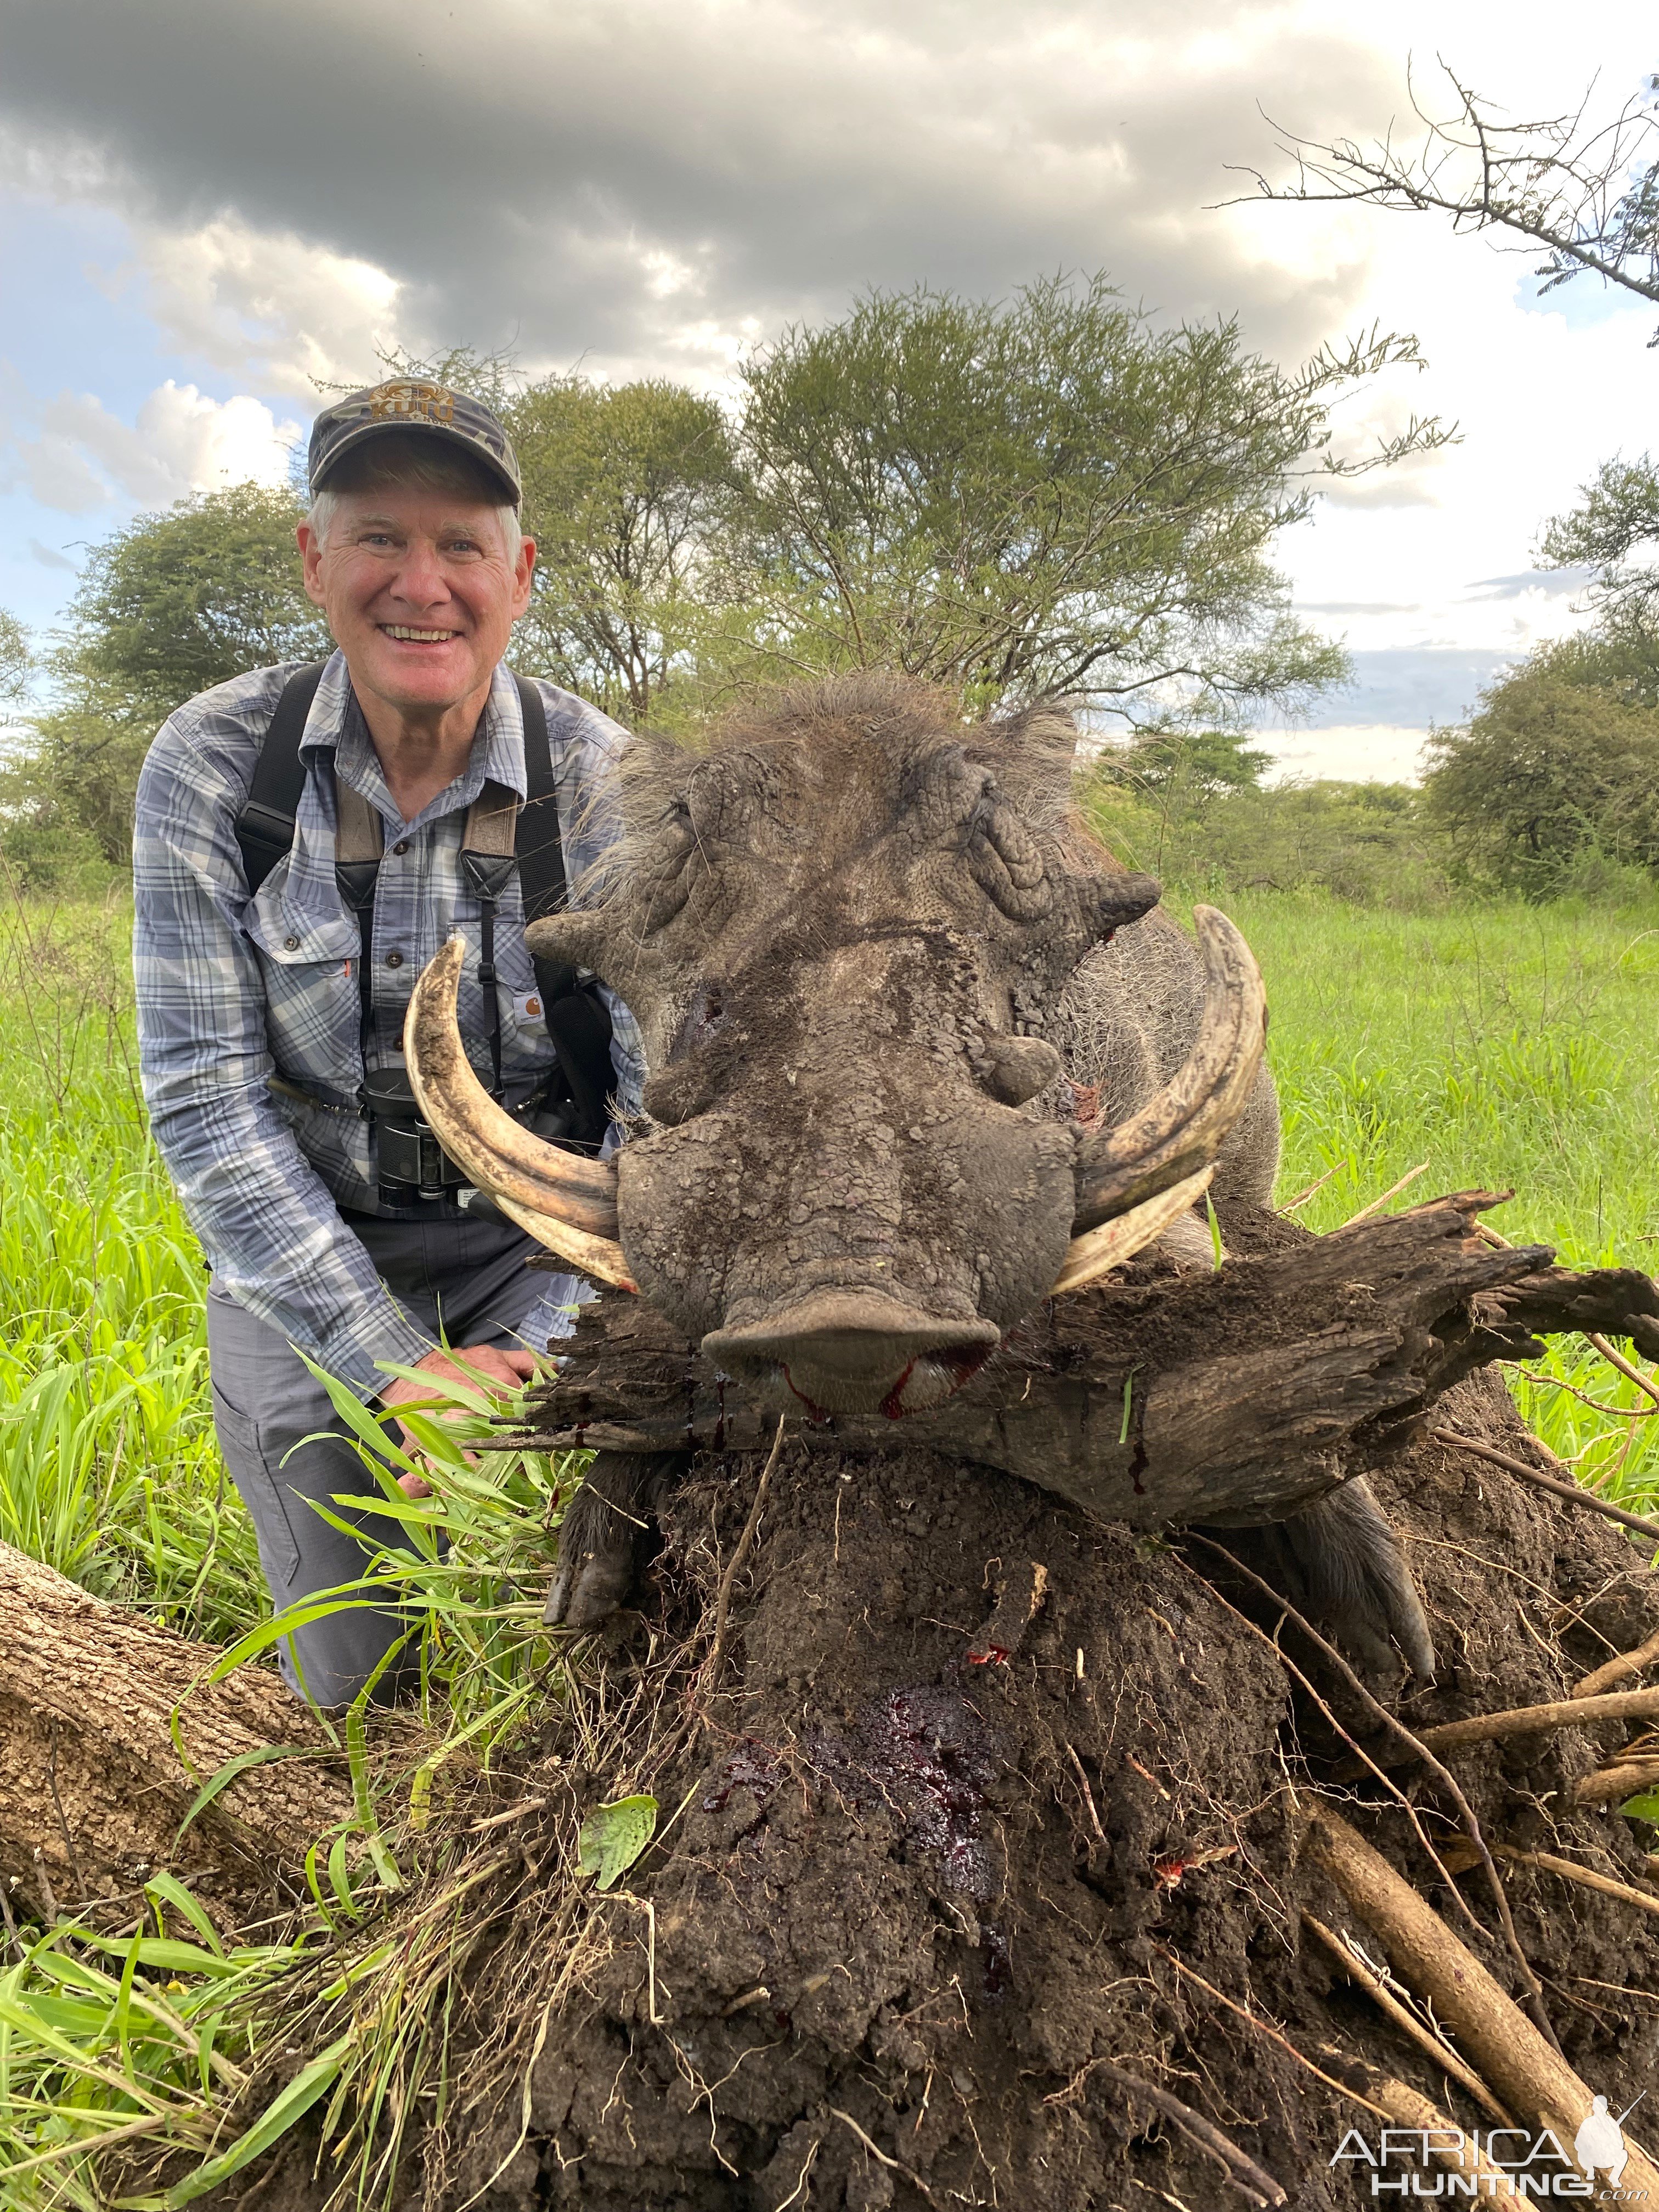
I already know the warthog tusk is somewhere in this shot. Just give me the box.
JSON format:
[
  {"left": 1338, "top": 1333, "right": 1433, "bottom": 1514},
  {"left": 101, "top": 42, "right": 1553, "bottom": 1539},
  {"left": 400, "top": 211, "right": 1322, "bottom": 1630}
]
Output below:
[
  {"left": 1051, "top": 1165, "right": 1216, "bottom": 1296},
  {"left": 1071, "top": 907, "right": 1265, "bottom": 1235},
  {"left": 493, "top": 1195, "right": 639, "bottom": 1295},
  {"left": 404, "top": 936, "right": 633, "bottom": 1285}
]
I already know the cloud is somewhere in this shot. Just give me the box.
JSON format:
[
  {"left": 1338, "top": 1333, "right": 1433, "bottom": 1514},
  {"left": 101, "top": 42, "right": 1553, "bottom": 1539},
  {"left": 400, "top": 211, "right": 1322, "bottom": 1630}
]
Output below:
[
  {"left": 0, "top": 0, "right": 1399, "bottom": 387},
  {"left": 135, "top": 218, "right": 402, "bottom": 399},
  {"left": 27, "top": 536, "right": 77, "bottom": 571},
  {"left": 1303, "top": 646, "right": 1513, "bottom": 729},
  {"left": 13, "top": 381, "right": 301, "bottom": 512}
]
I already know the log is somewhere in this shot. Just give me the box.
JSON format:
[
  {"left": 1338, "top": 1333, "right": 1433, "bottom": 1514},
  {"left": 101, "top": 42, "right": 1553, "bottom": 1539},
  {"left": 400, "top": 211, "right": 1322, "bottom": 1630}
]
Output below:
[
  {"left": 0, "top": 1542, "right": 354, "bottom": 1918},
  {"left": 506, "top": 1193, "right": 1659, "bottom": 1532}
]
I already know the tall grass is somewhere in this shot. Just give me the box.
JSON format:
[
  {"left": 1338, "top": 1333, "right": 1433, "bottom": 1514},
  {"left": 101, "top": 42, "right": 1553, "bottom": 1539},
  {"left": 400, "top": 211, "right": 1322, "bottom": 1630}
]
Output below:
[
  {"left": 1216, "top": 888, "right": 1659, "bottom": 1506},
  {"left": 0, "top": 887, "right": 263, "bottom": 1639}
]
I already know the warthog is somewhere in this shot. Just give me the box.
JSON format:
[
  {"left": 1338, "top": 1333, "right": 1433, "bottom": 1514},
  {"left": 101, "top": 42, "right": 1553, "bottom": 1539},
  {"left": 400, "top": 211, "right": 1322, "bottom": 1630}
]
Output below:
[{"left": 408, "top": 674, "right": 1432, "bottom": 1672}]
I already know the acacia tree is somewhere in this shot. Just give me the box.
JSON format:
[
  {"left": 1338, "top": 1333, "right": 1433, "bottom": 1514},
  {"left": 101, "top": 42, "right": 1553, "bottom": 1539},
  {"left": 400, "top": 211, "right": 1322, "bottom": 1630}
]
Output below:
[
  {"left": 721, "top": 275, "right": 1447, "bottom": 722},
  {"left": 1242, "top": 62, "right": 1659, "bottom": 328},
  {"left": 4, "top": 485, "right": 325, "bottom": 873},
  {"left": 507, "top": 377, "right": 737, "bottom": 724}
]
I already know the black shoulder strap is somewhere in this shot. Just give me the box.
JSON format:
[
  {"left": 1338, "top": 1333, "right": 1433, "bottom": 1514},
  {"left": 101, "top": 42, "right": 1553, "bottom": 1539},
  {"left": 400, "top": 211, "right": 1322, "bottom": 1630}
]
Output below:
[
  {"left": 235, "top": 662, "right": 328, "bottom": 894},
  {"left": 512, "top": 673, "right": 614, "bottom": 1151}
]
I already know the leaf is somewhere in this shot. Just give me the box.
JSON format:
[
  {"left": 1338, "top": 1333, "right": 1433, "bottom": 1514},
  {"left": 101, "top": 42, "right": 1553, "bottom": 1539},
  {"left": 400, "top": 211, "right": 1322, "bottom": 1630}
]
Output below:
[
  {"left": 159, "top": 2038, "right": 349, "bottom": 2207},
  {"left": 173, "top": 1746, "right": 321, "bottom": 1847},
  {"left": 576, "top": 1795, "right": 658, "bottom": 1891},
  {"left": 1618, "top": 1790, "right": 1659, "bottom": 1821}
]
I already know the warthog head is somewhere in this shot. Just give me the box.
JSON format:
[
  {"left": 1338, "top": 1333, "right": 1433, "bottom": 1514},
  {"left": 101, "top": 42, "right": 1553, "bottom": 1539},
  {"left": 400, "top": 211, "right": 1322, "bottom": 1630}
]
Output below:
[{"left": 407, "top": 677, "right": 1265, "bottom": 1416}]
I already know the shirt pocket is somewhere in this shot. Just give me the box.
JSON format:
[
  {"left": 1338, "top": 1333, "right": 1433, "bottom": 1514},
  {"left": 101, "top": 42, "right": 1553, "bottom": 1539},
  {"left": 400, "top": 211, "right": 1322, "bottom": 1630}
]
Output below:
[{"left": 242, "top": 894, "right": 364, "bottom": 1080}]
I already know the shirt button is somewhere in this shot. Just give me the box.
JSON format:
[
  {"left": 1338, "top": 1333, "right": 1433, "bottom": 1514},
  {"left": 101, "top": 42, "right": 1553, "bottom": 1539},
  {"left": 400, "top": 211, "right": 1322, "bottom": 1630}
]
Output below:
[
  {"left": 283, "top": 934, "right": 300, "bottom": 950},
  {"left": 392, "top": 840, "right": 409, "bottom": 855},
  {"left": 385, "top": 951, "right": 404, "bottom": 969}
]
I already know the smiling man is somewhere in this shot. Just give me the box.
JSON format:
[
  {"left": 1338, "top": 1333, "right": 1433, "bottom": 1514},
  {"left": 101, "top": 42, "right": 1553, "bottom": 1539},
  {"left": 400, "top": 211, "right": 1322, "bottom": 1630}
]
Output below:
[{"left": 133, "top": 379, "right": 642, "bottom": 1707}]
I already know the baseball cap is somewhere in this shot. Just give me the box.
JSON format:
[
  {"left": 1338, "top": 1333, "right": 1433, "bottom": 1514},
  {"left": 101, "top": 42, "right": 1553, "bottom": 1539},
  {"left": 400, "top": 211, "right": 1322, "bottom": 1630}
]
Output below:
[{"left": 307, "top": 378, "right": 522, "bottom": 506}]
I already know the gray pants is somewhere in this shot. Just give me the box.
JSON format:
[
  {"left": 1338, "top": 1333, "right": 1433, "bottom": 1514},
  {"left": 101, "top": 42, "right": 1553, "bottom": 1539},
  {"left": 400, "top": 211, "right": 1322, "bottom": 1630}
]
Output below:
[{"left": 208, "top": 1212, "right": 577, "bottom": 1707}]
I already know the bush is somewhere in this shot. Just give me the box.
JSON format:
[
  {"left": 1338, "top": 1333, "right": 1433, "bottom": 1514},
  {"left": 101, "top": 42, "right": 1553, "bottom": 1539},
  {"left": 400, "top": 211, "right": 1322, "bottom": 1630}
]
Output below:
[{"left": 1423, "top": 657, "right": 1659, "bottom": 898}]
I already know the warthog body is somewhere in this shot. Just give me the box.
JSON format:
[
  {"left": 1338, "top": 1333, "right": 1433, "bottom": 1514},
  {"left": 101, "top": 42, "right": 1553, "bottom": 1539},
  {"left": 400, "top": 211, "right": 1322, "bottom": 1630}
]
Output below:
[{"left": 416, "top": 673, "right": 1430, "bottom": 1669}]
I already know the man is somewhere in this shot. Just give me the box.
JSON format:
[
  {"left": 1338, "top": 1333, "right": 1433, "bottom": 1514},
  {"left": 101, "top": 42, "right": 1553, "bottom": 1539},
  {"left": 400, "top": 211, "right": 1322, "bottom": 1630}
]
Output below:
[{"left": 134, "top": 378, "right": 642, "bottom": 1707}]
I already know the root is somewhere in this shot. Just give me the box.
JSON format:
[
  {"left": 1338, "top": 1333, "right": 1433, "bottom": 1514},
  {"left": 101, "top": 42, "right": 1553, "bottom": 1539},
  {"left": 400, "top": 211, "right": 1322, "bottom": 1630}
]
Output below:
[
  {"left": 1303, "top": 1802, "right": 1659, "bottom": 2192},
  {"left": 1075, "top": 2060, "right": 1289, "bottom": 2207},
  {"left": 1301, "top": 1911, "right": 1511, "bottom": 2126},
  {"left": 1575, "top": 1626, "right": 1659, "bottom": 1699},
  {"left": 1431, "top": 1426, "right": 1659, "bottom": 1545}
]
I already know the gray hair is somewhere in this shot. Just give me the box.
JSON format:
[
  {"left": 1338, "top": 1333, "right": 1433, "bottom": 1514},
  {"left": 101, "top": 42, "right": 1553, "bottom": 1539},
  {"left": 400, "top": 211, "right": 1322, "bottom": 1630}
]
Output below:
[{"left": 306, "top": 431, "right": 522, "bottom": 560}]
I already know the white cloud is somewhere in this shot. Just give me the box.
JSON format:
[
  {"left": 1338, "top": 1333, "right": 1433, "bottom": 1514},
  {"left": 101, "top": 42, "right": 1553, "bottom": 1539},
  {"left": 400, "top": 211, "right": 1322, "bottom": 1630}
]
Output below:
[
  {"left": 20, "top": 381, "right": 301, "bottom": 512},
  {"left": 133, "top": 217, "right": 403, "bottom": 399},
  {"left": 1261, "top": 724, "right": 1430, "bottom": 784}
]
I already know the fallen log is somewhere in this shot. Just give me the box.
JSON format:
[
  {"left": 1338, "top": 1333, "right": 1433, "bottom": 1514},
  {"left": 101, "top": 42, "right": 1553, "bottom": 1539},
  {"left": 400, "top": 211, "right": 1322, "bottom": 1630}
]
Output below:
[
  {"left": 509, "top": 1192, "right": 1658, "bottom": 1533},
  {"left": 0, "top": 1542, "right": 354, "bottom": 1919}
]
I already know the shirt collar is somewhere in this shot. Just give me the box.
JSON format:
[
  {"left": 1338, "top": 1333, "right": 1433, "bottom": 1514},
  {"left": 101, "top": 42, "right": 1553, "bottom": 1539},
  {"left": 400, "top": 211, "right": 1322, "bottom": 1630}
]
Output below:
[{"left": 300, "top": 650, "right": 528, "bottom": 827}]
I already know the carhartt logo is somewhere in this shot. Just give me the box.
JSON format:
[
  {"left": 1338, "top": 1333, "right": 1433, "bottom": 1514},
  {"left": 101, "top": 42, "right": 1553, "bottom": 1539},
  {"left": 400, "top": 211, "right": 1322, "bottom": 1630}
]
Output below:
[{"left": 368, "top": 380, "right": 455, "bottom": 426}]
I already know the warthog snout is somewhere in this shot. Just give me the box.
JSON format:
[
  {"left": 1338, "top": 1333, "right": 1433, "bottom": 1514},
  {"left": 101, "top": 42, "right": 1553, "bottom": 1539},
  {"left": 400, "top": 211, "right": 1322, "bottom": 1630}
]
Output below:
[{"left": 704, "top": 1289, "right": 1002, "bottom": 1417}]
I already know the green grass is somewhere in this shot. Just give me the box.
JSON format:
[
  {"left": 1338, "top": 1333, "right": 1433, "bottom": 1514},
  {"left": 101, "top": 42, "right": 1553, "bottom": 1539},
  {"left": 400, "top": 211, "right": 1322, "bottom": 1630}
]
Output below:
[
  {"left": 4, "top": 879, "right": 1659, "bottom": 2205},
  {"left": 1212, "top": 888, "right": 1659, "bottom": 1506}
]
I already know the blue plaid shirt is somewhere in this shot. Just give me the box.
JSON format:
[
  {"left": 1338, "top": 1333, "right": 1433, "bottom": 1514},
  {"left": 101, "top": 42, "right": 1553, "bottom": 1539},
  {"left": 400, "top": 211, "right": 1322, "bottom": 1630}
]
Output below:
[{"left": 134, "top": 651, "right": 644, "bottom": 1400}]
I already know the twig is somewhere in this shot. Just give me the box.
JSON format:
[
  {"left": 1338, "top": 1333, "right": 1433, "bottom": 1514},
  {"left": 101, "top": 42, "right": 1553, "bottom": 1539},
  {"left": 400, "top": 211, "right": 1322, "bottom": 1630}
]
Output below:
[
  {"left": 1431, "top": 1426, "right": 1659, "bottom": 1545},
  {"left": 704, "top": 1417, "right": 786, "bottom": 1694},
  {"left": 1574, "top": 1757, "right": 1659, "bottom": 1807},
  {"left": 31, "top": 1847, "right": 59, "bottom": 1925},
  {"left": 1064, "top": 1742, "right": 1109, "bottom": 1851},
  {"left": 1278, "top": 1163, "right": 1340, "bottom": 1215},
  {"left": 1302, "top": 1911, "right": 1511, "bottom": 2125},
  {"left": 1073, "top": 2059, "right": 1288, "bottom": 2206},
  {"left": 0, "top": 1878, "right": 22, "bottom": 1964},
  {"left": 1409, "top": 1684, "right": 1659, "bottom": 1755},
  {"left": 1151, "top": 1946, "right": 1390, "bottom": 2120},
  {"left": 1575, "top": 1627, "right": 1659, "bottom": 1699},
  {"left": 1186, "top": 1534, "right": 1562, "bottom": 2057},
  {"left": 466, "top": 1796, "right": 549, "bottom": 1835},
  {"left": 1304, "top": 1803, "right": 1659, "bottom": 2196},
  {"left": 1441, "top": 1841, "right": 1659, "bottom": 1921},
  {"left": 1338, "top": 1161, "right": 1429, "bottom": 1229},
  {"left": 829, "top": 2107, "right": 938, "bottom": 2203},
  {"left": 1588, "top": 1331, "right": 1659, "bottom": 1411}
]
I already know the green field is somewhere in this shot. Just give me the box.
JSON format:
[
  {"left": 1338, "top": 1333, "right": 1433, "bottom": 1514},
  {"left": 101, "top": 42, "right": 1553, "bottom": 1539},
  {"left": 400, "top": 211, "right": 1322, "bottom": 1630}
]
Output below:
[{"left": 3, "top": 884, "right": 1657, "bottom": 1649}]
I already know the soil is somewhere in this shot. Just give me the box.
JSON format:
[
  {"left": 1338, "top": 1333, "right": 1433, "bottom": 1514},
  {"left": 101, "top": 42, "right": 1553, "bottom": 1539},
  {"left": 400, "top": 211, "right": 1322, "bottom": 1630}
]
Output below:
[{"left": 188, "top": 1218, "right": 1659, "bottom": 2211}]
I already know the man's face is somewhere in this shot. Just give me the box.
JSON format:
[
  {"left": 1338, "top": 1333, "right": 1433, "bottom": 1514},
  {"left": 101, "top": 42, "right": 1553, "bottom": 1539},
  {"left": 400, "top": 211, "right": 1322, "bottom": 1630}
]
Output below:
[{"left": 298, "top": 478, "right": 537, "bottom": 718}]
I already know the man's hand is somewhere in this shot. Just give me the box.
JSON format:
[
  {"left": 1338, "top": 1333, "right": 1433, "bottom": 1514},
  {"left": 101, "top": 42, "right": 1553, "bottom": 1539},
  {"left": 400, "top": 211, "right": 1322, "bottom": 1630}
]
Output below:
[{"left": 381, "top": 1345, "right": 539, "bottom": 1498}]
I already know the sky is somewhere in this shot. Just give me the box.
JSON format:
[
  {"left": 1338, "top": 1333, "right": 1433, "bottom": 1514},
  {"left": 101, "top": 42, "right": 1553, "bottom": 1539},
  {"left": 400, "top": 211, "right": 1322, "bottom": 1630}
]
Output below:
[{"left": 0, "top": 0, "right": 1654, "bottom": 780}]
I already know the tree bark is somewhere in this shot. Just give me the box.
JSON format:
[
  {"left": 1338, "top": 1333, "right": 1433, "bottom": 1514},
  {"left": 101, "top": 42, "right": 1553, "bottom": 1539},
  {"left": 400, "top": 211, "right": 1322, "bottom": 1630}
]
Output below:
[
  {"left": 507, "top": 1192, "right": 1659, "bottom": 1528},
  {"left": 0, "top": 1542, "right": 354, "bottom": 1921}
]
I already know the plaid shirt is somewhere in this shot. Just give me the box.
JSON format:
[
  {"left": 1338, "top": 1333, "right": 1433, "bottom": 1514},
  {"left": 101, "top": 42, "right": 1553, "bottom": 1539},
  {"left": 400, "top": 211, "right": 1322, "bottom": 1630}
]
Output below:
[{"left": 134, "top": 651, "right": 644, "bottom": 1400}]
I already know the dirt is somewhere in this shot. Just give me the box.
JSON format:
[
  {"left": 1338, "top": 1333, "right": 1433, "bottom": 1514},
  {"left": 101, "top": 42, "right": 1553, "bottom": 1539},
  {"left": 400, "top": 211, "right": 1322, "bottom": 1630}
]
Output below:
[
  {"left": 186, "top": 1217, "right": 1659, "bottom": 2212},
  {"left": 283, "top": 1376, "right": 1640, "bottom": 2212}
]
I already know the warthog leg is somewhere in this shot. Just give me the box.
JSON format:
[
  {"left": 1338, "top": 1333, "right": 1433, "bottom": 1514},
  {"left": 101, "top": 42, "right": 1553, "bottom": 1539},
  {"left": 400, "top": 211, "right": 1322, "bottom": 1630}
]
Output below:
[
  {"left": 1202, "top": 1477, "right": 1436, "bottom": 1680},
  {"left": 545, "top": 1452, "right": 683, "bottom": 1628}
]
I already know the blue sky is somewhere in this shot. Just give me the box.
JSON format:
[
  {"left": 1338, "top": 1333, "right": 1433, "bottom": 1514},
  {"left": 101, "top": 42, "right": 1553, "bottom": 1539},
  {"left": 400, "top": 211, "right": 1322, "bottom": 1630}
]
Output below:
[{"left": 0, "top": 0, "right": 1654, "bottom": 776}]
